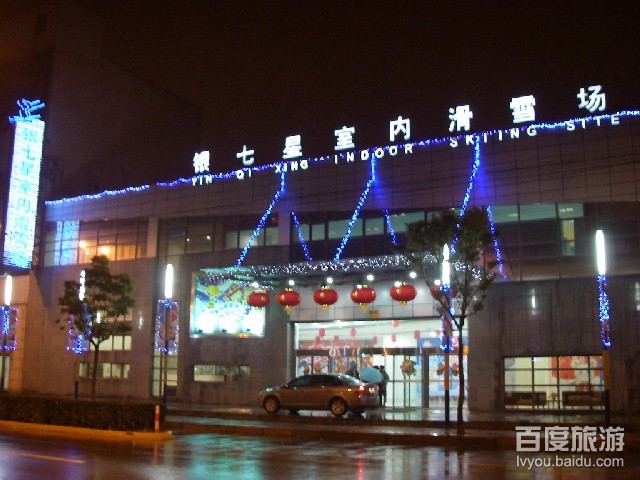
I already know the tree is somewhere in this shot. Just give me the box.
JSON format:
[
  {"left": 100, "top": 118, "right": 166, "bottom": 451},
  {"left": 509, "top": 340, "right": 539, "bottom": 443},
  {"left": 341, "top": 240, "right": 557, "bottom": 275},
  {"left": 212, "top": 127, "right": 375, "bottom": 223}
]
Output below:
[
  {"left": 58, "top": 255, "right": 135, "bottom": 400},
  {"left": 403, "top": 207, "right": 499, "bottom": 435}
]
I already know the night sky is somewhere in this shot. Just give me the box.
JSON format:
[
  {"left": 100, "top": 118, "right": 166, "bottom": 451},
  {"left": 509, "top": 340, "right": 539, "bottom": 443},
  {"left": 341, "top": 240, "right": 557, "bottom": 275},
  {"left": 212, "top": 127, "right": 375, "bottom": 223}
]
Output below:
[{"left": 86, "top": 1, "right": 640, "bottom": 176}]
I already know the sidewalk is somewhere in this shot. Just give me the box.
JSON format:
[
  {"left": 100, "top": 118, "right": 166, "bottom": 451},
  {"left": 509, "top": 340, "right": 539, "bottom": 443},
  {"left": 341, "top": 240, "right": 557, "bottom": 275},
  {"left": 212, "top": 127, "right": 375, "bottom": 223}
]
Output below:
[{"left": 164, "top": 404, "right": 640, "bottom": 450}]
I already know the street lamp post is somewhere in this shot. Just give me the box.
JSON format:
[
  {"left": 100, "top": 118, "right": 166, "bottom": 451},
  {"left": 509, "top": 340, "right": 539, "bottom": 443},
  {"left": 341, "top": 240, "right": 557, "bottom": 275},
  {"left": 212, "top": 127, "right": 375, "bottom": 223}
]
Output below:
[
  {"left": 442, "top": 244, "right": 451, "bottom": 426},
  {"left": 596, "top": 230, "right": 611, "bottom": 426},
  {"left": 163, "top": 264, "right": 173, "bottom": 405}
]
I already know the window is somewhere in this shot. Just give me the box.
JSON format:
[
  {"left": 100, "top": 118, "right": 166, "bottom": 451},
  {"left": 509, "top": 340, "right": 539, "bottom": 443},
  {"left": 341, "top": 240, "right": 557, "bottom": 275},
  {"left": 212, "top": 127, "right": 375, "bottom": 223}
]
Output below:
[
  {"left": 328, "top": 219, "right": 363, "bottom": 239},
  {"left": 193, "top": 364, "right": 250, "bottom": 382},
  {"left": 561, "top": 219, "right": 576, "bottom": 256},
  {"left": 365, "top": 217, "right": 384, "bottom": 235},
  {"left": 504, "top": 355, "right": 603, "bottom": 410},
  {"left": 491, "top": 205, "right": 519, "bottom": 224},
  {"left": 389, "top": 212, "right": 424, "bottom": 233},
  {"left": 79, "top": 362, "right": 130, "bottom": 379},
  {"left": 519, "top": 204, "right": 556, "bottom": 221}
]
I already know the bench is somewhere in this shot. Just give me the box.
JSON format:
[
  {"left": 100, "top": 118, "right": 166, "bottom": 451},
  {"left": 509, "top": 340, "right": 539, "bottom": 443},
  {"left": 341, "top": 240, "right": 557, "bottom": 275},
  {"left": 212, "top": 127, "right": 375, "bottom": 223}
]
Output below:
[
  {"left": 504, "top": 391, "right": 547, "bottom": 407},
  {"left": 562, "top": 391, "right": 604, "bottom": 408}
]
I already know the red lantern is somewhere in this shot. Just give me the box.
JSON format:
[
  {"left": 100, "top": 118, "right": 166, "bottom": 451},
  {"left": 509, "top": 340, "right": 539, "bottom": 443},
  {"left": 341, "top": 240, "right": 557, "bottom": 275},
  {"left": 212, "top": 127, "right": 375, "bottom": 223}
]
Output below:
[
  {"left": 247, "top": 291, "right": 269, "bottom": 309},
  {"left": 313, "top": 286, "right": 338, "bottom": 310},
  {"left": 372, "top": 336, "right": 378, "bottom": 346},
  {"left": 349, "top": 327, "right": 356, "bottom": 337},
  {"left": 414, "top": 330, "right": 421, "bottom": 340},
  {"left": 390, "top": 282, "right": 417, "bottom": 305},
  {"left": 318, "top": 328, "right": 325, "bottom": 338},
  {"left": 350, "top": 285, "right": 376, "bottom": 308},
  {"left": 391, "top": 320, "right": 399, "bottom": 328},
  {"left": 277, "top": 288, "right": 300, "bottom": 311},
  {"left": 391, "top": 334, "right": 397, "bottom": 343}
]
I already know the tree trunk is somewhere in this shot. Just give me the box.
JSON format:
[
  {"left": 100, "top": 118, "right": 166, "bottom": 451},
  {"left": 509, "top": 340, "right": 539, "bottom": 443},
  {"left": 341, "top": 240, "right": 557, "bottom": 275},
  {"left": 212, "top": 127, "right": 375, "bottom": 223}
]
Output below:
[
  {"left": 457, "top": 324, "right": 465, "bottom": 435},
  {"left": 91, "top": 346, "right": 99, "bottom": 401}
]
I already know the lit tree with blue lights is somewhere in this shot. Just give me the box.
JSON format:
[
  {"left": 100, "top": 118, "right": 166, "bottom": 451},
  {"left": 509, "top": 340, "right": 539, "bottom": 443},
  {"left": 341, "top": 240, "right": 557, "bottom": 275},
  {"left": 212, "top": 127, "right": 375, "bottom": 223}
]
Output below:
[
  {"left": 403, "top": 207, "right": 498, "bottom": 435},
  {"left": 58, "top": 255, "right": 135, "bottom": 400}
]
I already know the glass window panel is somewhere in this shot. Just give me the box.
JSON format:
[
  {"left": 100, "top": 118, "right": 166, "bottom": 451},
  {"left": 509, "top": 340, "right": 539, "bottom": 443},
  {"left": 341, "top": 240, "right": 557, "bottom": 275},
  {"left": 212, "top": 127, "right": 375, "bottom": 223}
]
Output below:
[
  {"left": 97, "top": 245, "right": 115, "bottom": 260},
  {"left": 389, "top": 212, "right": 424, "bottom": 233},
  {"left": 365, "top": 217, "right": 384, "bottom": 236},
  {"left": 136, "top": 242, "right": 146, "bottom": 258},
  {"left": 225, "top": 231, "right": 238, "bottom": 249},
  {"left": 311, "top": 223, "right": 325, "bottom": 241},
  {"left": 292, "top": 223, "right": 309, "bottom": 243},
  {"left": 186, "top": 234, "right": 213, "bottom": 253},
  {"left": 78, "top": 246, "right": 96, "bottom": 264},
  {"left": 558, "top": 203, "right": 583, "bottom": 219},
  {"left": 238, "top": 230, "right": 254, "bottom": 247},
  {"left": 532, "top": 357, "right": 552, "bottom": 369},
  {"left": 112, "top": 363, "right": 123, "bottom": 378},
  {"left": 123, "top": 335, "right": 132, "bottom": 350},
  {"left": 533, "top": 369, "right": 555, "bottom": 385},
  {"left": 167, "top": 235, "right": 185, "bottom": 255},
  {"left": 490, "top": 205, "right": 519, "bottom": 224},
  {"left": 122, "top": 364, "right": 130, "bottom": 379},
  {"left": 59, "top": 248, "right": 78, "bottom": 265},
  {"left": 328, "top": 219, "right": 349, "bottom": 239},
  {"left": 561, "top": 219, "right": 576, "bottom": 256},
  {"left": 116, "top": 244, "right": 136, "bottom": 260},
  {"left": 506, "top": 357, "right": 532, "bottom": 370},
  {"left": 519, "top": 204, "right": 556, "bottom": 221},
  {"left": 264, "top": 227, "right": 278, "bottom": 246}
]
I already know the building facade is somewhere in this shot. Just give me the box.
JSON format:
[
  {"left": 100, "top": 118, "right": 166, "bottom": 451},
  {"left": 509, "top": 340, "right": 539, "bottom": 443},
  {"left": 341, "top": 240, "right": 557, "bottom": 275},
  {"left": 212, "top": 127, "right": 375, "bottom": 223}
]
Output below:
[{"left": 15, "top": 110, "right": 640, "bottom": 415}]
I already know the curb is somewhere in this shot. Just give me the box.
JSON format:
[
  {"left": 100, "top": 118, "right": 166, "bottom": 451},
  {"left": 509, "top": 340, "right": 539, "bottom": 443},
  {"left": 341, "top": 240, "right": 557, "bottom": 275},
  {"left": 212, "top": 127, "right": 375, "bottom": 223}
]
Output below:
[{"left": 0, "top": 420, "right": 172, "bottom": 442}]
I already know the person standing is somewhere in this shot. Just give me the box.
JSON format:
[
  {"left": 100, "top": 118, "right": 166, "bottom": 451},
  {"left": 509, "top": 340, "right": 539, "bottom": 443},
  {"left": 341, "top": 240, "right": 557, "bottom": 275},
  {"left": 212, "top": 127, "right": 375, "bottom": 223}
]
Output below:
[{"left": 379, "top": 365, "right": 390, "bottom": 406}]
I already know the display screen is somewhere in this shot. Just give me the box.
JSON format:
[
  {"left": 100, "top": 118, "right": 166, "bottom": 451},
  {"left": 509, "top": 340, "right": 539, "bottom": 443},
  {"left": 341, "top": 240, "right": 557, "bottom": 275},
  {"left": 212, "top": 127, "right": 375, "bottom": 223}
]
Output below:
[{"left": 190, "top": 274, "right": 265, "bottom": 336}]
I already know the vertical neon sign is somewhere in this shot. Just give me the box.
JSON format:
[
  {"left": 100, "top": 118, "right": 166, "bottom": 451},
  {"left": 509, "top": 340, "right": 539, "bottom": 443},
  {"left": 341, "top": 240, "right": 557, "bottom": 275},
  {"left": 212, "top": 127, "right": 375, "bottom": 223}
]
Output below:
[{"left": 4, "top": 100, "right": 45, "bottom": 269}]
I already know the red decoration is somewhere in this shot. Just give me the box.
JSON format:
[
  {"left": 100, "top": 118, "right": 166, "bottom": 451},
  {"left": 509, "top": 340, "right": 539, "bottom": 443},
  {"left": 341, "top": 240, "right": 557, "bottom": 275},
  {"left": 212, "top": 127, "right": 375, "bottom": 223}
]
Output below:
[
  {"left": 318, "top": 328, "right": 325, "bottom": 338},
  {"left": 390, "top": 282, "right": 417, "bottom": 305},
  {"left": 313, "top": 286, "right": 338, "bottom": 310},
  {"left": 414, "top": 330, "right": 421, "bottom": 340},
  {"left": 391, "top": 334, "right": 397, "bottom": 343},
  {"left": 350, "top": 285, "right": 376, "bottom": 308},
  {"left": 349, "top": 327, "right": 356, "bottom": 337},
  {"left": 391, "top": 320, "right": 399, "bottom": 328},
  {"left": 276, "top": 288, "right": 300, "bottom": 311},
  {"left": 247, "top": 291, "right": 269, "bottom": 309},
  {"left": 372, "top": 336, "right": 378, "bottom": 346}
]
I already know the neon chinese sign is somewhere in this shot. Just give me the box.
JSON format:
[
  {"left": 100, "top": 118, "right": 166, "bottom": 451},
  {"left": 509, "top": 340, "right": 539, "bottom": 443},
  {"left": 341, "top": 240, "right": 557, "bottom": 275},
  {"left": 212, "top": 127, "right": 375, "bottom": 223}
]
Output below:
[{"left": 3, "top": 99, "right": 45, "bottom": 269}]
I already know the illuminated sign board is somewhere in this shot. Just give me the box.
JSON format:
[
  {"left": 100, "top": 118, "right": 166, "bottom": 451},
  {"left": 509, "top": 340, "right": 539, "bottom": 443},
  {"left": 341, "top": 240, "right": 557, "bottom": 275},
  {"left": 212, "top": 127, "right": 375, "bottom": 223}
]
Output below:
[
  {"left": 190, "top": 84, "right": 621, "bottom": 185},
  {"left": 191, "top": 274, "right": 265, "bottom": 337},
  {"left": 3, "top": 100, "right": 45, "bottom": 269}
]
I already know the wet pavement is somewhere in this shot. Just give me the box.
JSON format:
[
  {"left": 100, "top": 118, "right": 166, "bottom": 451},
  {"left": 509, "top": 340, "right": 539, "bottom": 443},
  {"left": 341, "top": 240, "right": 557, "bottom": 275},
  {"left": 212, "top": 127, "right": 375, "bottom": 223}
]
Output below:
[{"left": 165, "top": 404, "right": 640, "bottom": 450}]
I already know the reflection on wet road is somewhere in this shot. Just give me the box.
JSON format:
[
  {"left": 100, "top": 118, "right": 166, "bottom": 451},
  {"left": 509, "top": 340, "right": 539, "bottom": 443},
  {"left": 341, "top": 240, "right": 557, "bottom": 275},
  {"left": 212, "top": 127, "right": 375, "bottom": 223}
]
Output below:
[{"left": 0, "top": 432, "right": 636, "bottom": 479}]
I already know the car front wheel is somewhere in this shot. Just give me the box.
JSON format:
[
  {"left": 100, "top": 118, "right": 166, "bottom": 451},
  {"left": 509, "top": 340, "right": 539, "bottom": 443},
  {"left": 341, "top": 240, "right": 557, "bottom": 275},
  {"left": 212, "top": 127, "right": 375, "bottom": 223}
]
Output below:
[
  {"left": 264, "top": 396, "right": 280, "bottom": 414},
  {"left": 329, "top": 398, "right": 347, "bottom": 417}
]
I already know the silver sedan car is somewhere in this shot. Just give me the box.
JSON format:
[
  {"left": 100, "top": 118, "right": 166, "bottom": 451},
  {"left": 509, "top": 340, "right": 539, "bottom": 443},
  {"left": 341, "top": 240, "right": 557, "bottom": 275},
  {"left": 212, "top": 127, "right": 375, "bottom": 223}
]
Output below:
[{"left": 258, "top": 373, "right": 379, "bottom": 416}]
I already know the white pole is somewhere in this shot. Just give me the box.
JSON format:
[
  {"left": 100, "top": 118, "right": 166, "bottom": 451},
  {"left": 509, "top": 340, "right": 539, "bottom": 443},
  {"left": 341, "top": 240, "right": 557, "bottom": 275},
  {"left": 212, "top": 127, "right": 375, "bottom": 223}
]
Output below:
[
  {"left": 4, "top": 275, "right": 11, "bottom": 306},
  {"left": 164, "top": 264, "right": 173, "bottom": 300}
]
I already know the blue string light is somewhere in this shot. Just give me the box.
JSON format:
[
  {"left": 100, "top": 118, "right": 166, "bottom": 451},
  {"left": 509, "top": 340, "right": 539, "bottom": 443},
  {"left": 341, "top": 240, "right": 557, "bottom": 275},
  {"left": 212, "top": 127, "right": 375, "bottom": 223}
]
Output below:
[
  {"left": 234, "top": 169, "right": 286, "bottom": 267},
  {"left": 154, "top": 299, "right": 179, "bottom": 354},
  {"left": 44, "top": 110, "right": 640, "bottom": 206},
  {"left": 291, "top": 211, "right": 313, "bottom": 262},
  {"left": 486, "top": 205, "right": 506, "bottom": 280},
  {"left": 333, "top": 153, "right": 376, "bottom": 261},
  {"left": 598, "top": 274, "right": 611, "bottom": 348},
  {"left": 383, "top": 209, "right": 397, "bottom": 246}
]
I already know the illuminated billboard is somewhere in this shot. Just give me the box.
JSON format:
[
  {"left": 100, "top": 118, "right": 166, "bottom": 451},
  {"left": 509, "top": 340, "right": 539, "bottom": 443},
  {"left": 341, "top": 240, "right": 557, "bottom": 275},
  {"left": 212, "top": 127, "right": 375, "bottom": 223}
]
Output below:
[
  {"left": 190, "top": 274, "right": 265, "bottom": 337},
  {"left": 3, "top": 113, "right": 45, "bottom": 269}
]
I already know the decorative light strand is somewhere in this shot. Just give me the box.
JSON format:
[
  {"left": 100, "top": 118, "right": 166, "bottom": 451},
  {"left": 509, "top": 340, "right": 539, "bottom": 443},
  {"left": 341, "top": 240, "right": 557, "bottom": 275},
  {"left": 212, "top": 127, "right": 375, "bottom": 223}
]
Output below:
[
  {"left": 154, "top": 299, "right": 179, "bottom": 354},
  {"left": 291, "top": 211, "right": 313, "bottom": 261},
  {"left": 598, "top": 274, "right": 611, "bottom": 349},
  {"left": 486, "top": 205, "right": 506, "bottom": 280},
  {"left": 202, "top": 254, "right": 411, "bottom": 286},
  {"left": 333, "top": 153, "right": 377, "bottom": 261},
  {"left": 0, "top": 307, "right": 18, "bottom": 351},
  {"left": 43, "top": 110, "right": 640, "bottom": 206},
  {"left": 383, "top": 209, "right": 397, "bottom": 246},
  {"left": 234, "top": 168, "right": 286, "bottom": 268}
]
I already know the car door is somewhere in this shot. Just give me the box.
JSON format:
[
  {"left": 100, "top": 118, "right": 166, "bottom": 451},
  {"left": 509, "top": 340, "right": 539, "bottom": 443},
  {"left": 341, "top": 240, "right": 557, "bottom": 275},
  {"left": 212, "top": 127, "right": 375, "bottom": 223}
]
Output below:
[
  {"left": 281, "top": 375, "right": 312, "bottom": 408},
  {"left": 307, "top": 375, "right": 339, "bottom": 408}
]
